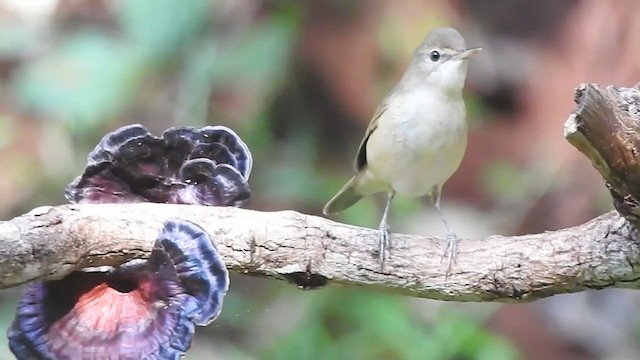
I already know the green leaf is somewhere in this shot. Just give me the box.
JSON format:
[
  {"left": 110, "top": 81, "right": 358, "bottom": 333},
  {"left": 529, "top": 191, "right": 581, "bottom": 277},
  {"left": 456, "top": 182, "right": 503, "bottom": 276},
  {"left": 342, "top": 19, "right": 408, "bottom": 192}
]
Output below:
[
  {"left": 211, "top": 19, "right": 294, "bottom": 85},
  {"left": 13, "top": 32, "right": 146, "bottom": 127},
  {"left": 117, "top": 0, "right": 211, "bottom": 56}
]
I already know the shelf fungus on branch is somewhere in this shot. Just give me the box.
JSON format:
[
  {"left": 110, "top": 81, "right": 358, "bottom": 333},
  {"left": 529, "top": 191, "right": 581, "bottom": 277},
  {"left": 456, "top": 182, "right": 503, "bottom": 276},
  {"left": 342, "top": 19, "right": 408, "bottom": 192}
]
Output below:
[
  {"left": 564, "top": 83, "right": 640, "bottom": 223},
  {"left": 65, "top": 123, "right": 253, "bottom": 207},
  {"left": 5, "top": 124, "right": 253, "bottom": 359},
  {"left": 8, "top": 219, "right": 229, "bottom": 360}
]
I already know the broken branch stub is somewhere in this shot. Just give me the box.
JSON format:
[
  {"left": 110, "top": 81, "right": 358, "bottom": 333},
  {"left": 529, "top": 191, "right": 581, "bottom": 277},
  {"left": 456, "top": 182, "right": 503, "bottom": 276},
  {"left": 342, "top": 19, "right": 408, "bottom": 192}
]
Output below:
[{"left": 564, "top": 83, "right": 640, "bottom": 222}]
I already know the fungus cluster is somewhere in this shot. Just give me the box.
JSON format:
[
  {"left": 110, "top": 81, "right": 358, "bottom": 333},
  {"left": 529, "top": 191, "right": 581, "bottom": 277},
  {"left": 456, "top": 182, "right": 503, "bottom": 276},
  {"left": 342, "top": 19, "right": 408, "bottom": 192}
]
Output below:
[
  {"left": 65, "top": 124, "right": 252, "bottom": 207},
  {"left": 8, "top": 124, "right": 252, "bottom": 360}
]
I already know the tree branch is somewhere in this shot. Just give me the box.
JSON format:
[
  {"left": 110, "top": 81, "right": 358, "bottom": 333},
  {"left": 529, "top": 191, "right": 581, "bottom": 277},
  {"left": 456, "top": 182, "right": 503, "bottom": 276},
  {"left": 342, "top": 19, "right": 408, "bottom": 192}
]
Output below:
[
  {"left": 1, "top": 203, "right": 638, "bottom": 302},
  {"left": 2, "top": 83, "right": 640, "bottom": 303},
  {"left": 565, "top": 83, "right": 640, "bottom": 222}
]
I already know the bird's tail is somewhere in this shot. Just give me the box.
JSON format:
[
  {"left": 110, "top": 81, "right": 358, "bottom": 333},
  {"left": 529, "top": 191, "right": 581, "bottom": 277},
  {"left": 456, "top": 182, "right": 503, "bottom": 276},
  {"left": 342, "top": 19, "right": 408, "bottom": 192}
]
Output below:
[{"left": 323, "top": 176, "right": 363, "bottom": 215}]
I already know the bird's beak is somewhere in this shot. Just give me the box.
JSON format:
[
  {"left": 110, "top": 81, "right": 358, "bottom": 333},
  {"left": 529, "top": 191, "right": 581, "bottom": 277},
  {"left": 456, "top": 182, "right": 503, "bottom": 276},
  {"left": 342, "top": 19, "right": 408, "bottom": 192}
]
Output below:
[{"left": 454, "top": 47, "right": 482, "bottom": 60}]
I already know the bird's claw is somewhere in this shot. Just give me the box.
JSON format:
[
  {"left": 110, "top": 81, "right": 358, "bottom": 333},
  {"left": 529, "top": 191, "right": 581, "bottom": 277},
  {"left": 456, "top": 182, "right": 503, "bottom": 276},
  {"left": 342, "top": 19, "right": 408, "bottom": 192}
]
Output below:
[
  {"left": 441, "top": 233, "right": 459, "bottom": 278},
  {"left": 378, "top": 223, "right": 391, "bottom": 271}
]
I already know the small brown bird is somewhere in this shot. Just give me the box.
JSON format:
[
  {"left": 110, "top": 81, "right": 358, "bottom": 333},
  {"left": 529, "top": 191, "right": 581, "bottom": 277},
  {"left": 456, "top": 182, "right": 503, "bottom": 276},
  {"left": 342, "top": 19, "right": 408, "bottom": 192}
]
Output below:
[{"left": 323, "top": 27, "right": 481, "bottom": 270}]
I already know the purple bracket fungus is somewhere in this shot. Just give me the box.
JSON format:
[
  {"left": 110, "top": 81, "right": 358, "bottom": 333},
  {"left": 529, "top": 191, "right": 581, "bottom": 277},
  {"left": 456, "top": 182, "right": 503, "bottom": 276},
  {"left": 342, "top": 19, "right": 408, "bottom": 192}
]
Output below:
[
  {"left": 7, "top": 123, "right": 251, "bottom": 358},
  {"left": 64, "top": 124, "right": 253, "bottom": 207},
  {"left": 8, "top": 219, "right": 229, "bottom": 360}
]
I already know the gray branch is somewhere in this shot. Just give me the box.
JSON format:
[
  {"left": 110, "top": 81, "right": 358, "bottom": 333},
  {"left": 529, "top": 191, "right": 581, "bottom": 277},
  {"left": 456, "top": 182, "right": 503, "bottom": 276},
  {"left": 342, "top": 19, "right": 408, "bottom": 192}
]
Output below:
[
  {"left": 1, "top": 83, "right": 640, "bottom": 302},
  {"left": 0, "top": 203, "right": 638, "bottom": 302}
]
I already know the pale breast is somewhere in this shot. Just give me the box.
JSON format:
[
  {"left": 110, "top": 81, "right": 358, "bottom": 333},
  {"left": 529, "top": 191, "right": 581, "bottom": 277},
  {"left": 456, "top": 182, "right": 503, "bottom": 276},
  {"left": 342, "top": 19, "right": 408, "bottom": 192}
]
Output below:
[{"left": 365, "top": 90, "right": 468, "bottom": 196}]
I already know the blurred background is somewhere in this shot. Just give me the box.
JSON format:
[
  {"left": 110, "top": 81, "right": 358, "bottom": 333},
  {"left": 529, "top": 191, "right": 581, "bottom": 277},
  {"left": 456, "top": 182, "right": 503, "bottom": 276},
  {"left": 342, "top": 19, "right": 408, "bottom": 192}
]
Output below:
[{"left": 1, "top": 0, "right": 640, "bottom": 359}]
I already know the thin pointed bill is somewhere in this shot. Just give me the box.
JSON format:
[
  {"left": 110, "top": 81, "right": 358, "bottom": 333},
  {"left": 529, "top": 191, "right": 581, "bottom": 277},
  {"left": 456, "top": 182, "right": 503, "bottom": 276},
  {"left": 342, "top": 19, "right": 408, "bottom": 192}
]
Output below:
[{"left": 454, "top": 47, "right": 482, "bottom": 60}]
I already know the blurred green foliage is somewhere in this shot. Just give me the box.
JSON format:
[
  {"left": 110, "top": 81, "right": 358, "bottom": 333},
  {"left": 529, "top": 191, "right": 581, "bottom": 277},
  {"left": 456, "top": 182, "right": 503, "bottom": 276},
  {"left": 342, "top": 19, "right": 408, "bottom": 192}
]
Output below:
[
  {"left": 15, "top": 34, "right": 146, "bottom": 124},
  {"left": 263, "top": 289, "right": 520, "bottom": 360},
  {"left": 119, "top": 0, "right": 211, "bottom": 55},
  {"left": 0, "top": 1, "right": 522, "bottom": 359}
]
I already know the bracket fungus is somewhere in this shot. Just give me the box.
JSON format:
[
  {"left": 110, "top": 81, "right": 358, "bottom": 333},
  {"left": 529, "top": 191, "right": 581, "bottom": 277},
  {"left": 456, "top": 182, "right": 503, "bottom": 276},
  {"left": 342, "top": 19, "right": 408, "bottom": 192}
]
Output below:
[
  {"left": 8, "top": 124, "right": 252, "bottom": 359},
  {"left": 65, "top": 124, "right": 252, "bottom": 207},
  {"left": 8, "top": 220, "right": 229, "bottom": 360}
]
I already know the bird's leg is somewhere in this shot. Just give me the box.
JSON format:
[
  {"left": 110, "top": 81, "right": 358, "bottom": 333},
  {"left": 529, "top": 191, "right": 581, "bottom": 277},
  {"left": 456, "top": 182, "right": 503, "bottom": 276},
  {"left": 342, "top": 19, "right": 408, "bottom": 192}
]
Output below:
[
  {"left": 432, "top": 186, "right": 458, "bottom": 274},
  {"left": 378, "top": 190, "right": 395, "bottom": 269}
]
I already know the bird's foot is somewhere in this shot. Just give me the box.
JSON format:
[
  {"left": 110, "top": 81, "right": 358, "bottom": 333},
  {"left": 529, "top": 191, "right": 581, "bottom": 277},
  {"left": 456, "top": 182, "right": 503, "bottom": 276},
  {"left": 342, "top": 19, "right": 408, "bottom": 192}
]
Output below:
[
  {"left": 441, "top": 233, "right": 459, "bottom": 278},
  {"left": 378, "top": 223, "right": 391, "bottom": 271}
]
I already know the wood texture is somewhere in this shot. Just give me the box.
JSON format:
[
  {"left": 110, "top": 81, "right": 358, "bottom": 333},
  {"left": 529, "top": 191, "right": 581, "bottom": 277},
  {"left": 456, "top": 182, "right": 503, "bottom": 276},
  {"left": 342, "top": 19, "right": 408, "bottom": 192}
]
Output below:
[
  {"left": 565, "top": 83, "right": 640, "bottom": 221},
  {"left": 1, "top": 204, "right": 639, "bottom": 302}
]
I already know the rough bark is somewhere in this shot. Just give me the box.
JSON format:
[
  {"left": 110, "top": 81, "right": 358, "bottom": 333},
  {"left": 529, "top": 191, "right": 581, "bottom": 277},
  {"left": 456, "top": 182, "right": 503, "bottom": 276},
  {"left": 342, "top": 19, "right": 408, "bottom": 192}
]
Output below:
[
  {"left": 0, "top": 203, "right": 638, "bottom": 302},
  {"left": 565, "top": 83, "right": 640, "bottom": 222}
]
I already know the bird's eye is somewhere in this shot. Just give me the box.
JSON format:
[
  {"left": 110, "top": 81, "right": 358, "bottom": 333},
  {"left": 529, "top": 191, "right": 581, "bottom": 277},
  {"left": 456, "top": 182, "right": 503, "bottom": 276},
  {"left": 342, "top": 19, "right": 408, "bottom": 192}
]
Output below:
[{"left": 430, "top": 50, "right": 441, "bottom": 62}]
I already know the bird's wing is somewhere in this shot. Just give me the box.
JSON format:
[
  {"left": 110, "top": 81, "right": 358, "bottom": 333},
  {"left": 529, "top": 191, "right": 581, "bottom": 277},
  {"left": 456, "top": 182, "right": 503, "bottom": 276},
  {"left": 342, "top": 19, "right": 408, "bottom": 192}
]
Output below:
[{"left": 353, "top": 95, "right": 391, "bottom": 171}]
